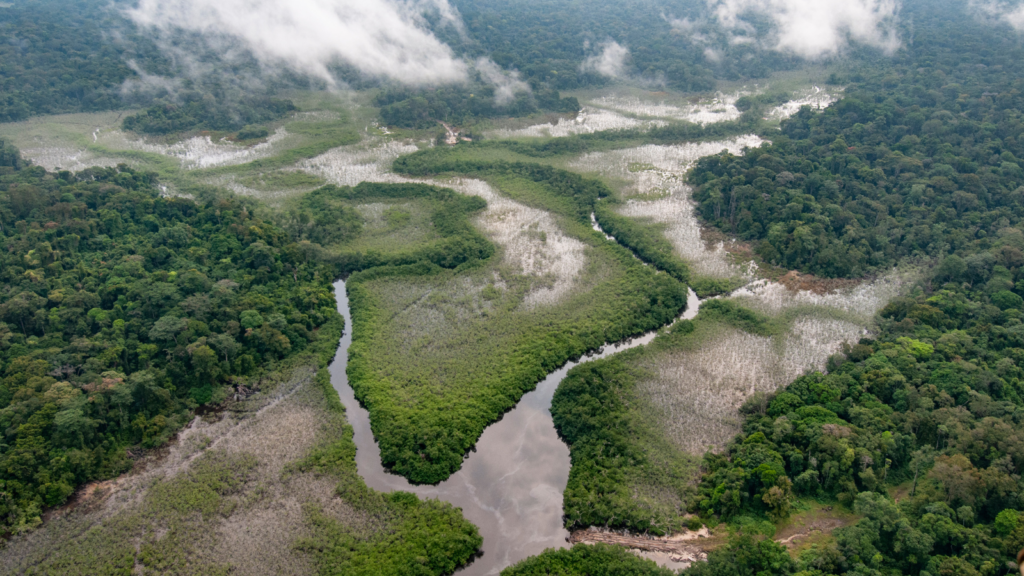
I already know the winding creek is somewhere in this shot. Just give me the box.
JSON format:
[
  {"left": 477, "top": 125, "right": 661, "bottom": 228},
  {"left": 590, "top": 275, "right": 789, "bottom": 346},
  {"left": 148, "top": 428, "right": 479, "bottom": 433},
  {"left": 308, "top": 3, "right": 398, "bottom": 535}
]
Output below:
[{"left": 329, "top": 280, "right": 700, "bottom": 575}]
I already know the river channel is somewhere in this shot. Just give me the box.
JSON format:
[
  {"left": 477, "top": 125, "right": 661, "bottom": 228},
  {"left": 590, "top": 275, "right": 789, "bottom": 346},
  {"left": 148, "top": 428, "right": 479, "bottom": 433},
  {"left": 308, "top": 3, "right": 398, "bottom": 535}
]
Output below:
[{"left": 328, "top": 280, "right": 700, "bottom": 575}]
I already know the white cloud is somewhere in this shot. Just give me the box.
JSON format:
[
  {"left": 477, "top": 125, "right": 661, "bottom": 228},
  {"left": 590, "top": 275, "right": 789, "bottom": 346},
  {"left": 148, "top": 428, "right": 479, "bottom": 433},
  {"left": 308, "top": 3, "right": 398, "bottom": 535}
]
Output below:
[
  {"left": 709, "top": 0, "right": 901, "bottom": 58},
  {"left": 580, "top": 41, "right": 630, "bottom": 79},
  {"left": 474, "top": 58, "right": 531, "bottom": 105},
  {"left": 972, "top": 0, "right": 1024, "bottom": 30},
  {"left": 127, "top": 0, "right": 468, "bottom": 86}
]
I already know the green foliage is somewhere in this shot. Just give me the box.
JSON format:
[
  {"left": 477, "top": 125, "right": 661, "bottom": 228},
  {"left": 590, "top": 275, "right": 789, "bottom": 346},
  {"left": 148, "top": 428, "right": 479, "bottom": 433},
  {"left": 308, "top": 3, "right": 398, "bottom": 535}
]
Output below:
[
  {"left": 553, "top": 355, "right": 698, "bottom": 535},
  {"left": 341, "top": 161, "right": 688, "bottom": 484},
  {"left": 122, "top": 94, "right": 296, "bottom": 135},
  {"left": 376, "top": 85, "right": 579, "bottom": 129},
  {"left": 0, "top": 147, "right": 337, "bottom": 532},
  {"left": 145, "top": 450, "right": 257, "bottom": 519},
  {"left": 690, "top": 3, "right": 1024, "bottom": 278},
  {"left": 681, "top": 533, "right": 796, "bottom": 576},
  {"left": 594, "top": 201, "right": 691, "bottom": 283},
  {"left": 697, "top": 300, "right": 778, "bottom": 337},
  {"left": 299, "top": 495, "right": 482, "bottom": 576},
  {"left": 500, "top": 543, "right": 676, "bottom": 576},
  {"left": 236, "top": 125, "right": 270, "bottom": 140},
  {"left": 0, "top": 0, "right": 161, "bottom": 122},
  {"left": 286, "top": 182, "right": 495, "bottom": 275},
  {"left": 296, "top": 368, "right": 482, "bottom": 576},
  {"left": 235, "top": 120, "right": 362, "bottom": 172},
  {"left": 692, "top": 278, "right": 1024, "bottom": 573}
]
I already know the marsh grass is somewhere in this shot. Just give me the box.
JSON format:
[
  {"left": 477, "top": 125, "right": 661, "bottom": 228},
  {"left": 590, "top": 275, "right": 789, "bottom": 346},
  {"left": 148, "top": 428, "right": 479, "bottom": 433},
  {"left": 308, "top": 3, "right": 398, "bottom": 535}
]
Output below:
[
  {"left": 343, "top": 199, "right": 441, "bottom": 255},
  {"left": 590, "top": 91, "right": 747, "bottom": 125},
  {"left": 485, "top": 107, "right": 665, "bottom": 139},
  {"left": 571, "top": 137, "right": 763, "bottom": 283}
]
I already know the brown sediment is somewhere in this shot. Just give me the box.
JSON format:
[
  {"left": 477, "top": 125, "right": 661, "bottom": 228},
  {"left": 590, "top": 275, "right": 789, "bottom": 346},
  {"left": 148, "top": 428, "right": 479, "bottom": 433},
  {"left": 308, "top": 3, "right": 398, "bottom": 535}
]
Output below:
[
  {"left": 568, "top": 527, "right": 712, "bottom": 556},
  {"left": 40, "top": 435, "right": 180, "bottom": 524},
  {"left": 699, "top": 221, "right": 874, "bottom": 295}
]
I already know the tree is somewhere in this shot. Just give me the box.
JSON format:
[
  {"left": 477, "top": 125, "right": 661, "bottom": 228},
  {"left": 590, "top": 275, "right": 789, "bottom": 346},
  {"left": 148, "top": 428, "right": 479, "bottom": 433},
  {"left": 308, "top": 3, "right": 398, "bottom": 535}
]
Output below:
[
  {"left": 53, "top": 395, "right": 96, "bottom": 450},
  {"left": 929, "top": 455, "right": 985, "bottom": 506},
  {"left": 0, "top": 292, "right": 47, "bottom": 335},
  {"left": 208, "top": 333, "right": 241, "bottom": 364},
  {"left": 148, "top": 315, "right": 187, "bottom": 346}
]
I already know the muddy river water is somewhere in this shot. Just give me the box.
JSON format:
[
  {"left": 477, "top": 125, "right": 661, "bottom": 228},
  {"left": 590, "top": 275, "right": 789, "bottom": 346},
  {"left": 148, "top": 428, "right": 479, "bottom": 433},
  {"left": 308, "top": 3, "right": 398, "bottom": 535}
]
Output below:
[{"left": 329, "top": 280, "right": 700, "bottom": 575}]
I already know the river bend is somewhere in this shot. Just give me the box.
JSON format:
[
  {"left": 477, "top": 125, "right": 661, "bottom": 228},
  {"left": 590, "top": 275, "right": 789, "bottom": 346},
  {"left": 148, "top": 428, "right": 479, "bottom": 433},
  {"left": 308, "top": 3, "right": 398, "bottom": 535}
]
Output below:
[{"left": 329, "top": 280, "right": 699, "bottom": 575}]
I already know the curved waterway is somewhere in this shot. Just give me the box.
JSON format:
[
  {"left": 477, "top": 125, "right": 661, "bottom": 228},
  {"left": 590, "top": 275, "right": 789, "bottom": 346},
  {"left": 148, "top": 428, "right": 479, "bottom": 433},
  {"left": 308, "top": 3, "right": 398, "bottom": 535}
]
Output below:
[{"left": 329, "top": 280, "right": 699, "bottom": 574}]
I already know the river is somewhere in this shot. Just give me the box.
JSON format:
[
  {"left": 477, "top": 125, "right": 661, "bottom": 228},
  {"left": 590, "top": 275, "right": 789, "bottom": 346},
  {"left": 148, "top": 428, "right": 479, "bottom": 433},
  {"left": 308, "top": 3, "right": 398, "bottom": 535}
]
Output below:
[{"left": 328, "top": 280, "right": 700, "bottom": 575}]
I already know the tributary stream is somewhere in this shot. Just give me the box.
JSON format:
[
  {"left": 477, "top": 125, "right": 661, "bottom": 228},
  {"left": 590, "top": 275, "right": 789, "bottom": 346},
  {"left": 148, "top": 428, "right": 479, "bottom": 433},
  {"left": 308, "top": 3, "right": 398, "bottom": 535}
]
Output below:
[{"left": 329, "top": 280, "right": 700, "bottom": 575}]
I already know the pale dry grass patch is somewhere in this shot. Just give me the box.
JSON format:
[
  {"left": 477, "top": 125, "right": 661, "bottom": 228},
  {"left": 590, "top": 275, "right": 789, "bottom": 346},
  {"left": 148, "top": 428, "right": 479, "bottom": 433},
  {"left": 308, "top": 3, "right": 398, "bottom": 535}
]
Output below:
[
  {"left": 591, "top": 92, "right": 747, "bottom": 125},
  {"left": 485, "top": 107, "right": 664, "bottom": 139},
  {"left": 639, "top": 315, "right": 864, "bottom": 454},
  {"left": 764, "top": 87, "right": 841, "bottom": 121},
  {"left": 0, "top": 363, "right": 368, "bottom": 576},
  {"left": 571, "top": 138, "right": 765, "bottom": 278},
  {"left": 569, "top": 136, "right": 765, "bottom": 194},
  {"left": 728, "top": 267, "right": 918, "bottom": 321},
  {"left": 618, "top": 195, "right": 739, "bottom": 279},
  {"left": 453, "top": 178, "right": 587, "bottom": 307},
  {"left": 299, "top": 138, "right": 421, "bottom": 186},
  {"left": 17, "top": 146, "right": 124, "bottom": 172},
  {"left": 98, "top": 127, "right": 290, "bottom": 170}
]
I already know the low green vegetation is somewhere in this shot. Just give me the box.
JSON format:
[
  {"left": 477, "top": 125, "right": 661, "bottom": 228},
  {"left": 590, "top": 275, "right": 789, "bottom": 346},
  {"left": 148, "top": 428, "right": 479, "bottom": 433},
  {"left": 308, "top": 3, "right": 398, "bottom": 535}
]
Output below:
[
  {"left": 553, "top": 351, "right": 698, "bottom": 535},
  {"left": 553, "top": 300, "right": 778, "bottom": 536},
  {"left": 500, "top": 543, "right": 676, "bottom": 576},
  {"left": 295, "top": 372, "right": 482, "bottom": 576},
  {"left": 329, "top": 158, "right": 689, "bottom": 484},
  {"left": 593, "top": 201, "right": 690, "bottom": 283},
  {"left": 285, "top": 182, "right": 494, "bottom": 275},
  {"left": 228, "top": 119, "right": 362, "bottom": 173},
  {"left": 394, "top": 141, "right": 703, "bottom": 283},
  {"left": 681, "top": 533, "right": 796, "bottom": 576},
  {"left": 237, "top": 170, "right": 326, "bottom": 192},
  {"left": 0, "top": 142, "right": 340, "bottom": 532}
]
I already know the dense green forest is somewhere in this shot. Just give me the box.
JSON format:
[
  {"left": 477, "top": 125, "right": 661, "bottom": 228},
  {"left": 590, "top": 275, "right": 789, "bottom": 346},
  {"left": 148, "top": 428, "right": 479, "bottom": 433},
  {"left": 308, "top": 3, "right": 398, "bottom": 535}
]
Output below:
[
  {"left": 446, "top": 0, "right": 799, "bottom": 91},
  {"left": 0, "top": 140, "right": 340, "bottom": 532},
  {"left": 538, "top": 3, "right": 1024, "bottom": 575},
  {"left": 0, "top": 0, "right": 807, "bottom": 131},
  {"left": 121, "top": 94, "right": 297, "bottom": 136},
  {"left": 375, "top": 85, "right": 580, "bottom": 129},
  {"left": 691, "top": 0, "right": 1024, "bottom": 278},
  {"left": 0, "top": 0, "right": 163, "bottom": 122},
  {"left": 688, "top": 257, "right": 1024, "bottom": 574}
]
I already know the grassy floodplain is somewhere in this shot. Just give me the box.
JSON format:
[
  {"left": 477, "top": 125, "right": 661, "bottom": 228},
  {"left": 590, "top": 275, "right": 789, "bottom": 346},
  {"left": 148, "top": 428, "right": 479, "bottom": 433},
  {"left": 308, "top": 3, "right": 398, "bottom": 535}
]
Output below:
[
  {"left": 0, "top": 305, "right": 480, "bottom": 576},
  {"left": 0, "top": 79, "right": 863, "bottom": 574},
  {"left": 330, "top": 173, "right": 688, "bottom": 484},
  {"left": 551, "top": 269, "right": 914, "bottom": 537}
]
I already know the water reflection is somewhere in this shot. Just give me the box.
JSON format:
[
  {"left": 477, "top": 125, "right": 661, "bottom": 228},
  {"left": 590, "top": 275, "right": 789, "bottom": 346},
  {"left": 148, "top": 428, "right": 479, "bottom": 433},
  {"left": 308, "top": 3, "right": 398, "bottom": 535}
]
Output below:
[{"left": 329, "top": 280, "right": 699, "bottom": 575}]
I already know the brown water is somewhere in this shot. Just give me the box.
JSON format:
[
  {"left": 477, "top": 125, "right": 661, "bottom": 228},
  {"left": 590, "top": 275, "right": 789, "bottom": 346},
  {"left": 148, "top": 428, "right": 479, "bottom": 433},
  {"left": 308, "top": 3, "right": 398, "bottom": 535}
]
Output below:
[{"left": 329, "top": 280, "right": 699, "bottom": 575}]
